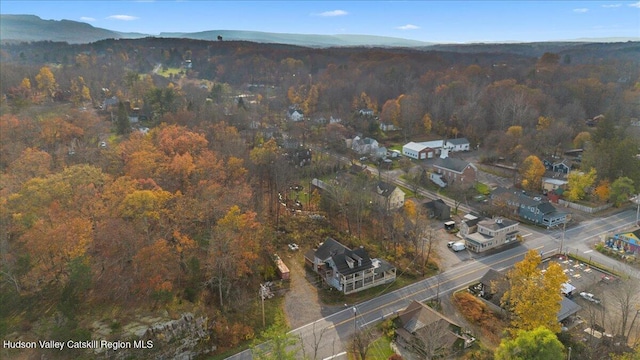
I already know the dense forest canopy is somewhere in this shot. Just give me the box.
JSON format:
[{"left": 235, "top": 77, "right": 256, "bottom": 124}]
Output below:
[{"left": 1, "top": 37, "right": 639, "bottom": 357}]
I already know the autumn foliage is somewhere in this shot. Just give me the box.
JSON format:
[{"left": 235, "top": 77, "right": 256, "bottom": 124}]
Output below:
[
  {"left": 0, "top": 113, "right": 259, "bottom": 322},
  {"left": 502, "top": 250, "right": 568, "bottom": 334},
  {"left": 452, "top": 291, "right": 504, "bottom": 345}
]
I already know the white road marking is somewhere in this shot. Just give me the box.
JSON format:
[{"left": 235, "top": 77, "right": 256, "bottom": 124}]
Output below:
[{"left": 322, "top": 351, "right": 347, "bottom": 360}]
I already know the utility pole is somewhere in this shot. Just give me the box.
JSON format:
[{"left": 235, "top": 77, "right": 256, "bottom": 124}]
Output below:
[
  {"left": 260, "top": 284, "right": 267, "bottom": 328},
  {"left": 559, "top": 220, "right": 567, "bottom": 255},
  {"left": 635, "top": 193, "right": 639, "bottom": 226}
]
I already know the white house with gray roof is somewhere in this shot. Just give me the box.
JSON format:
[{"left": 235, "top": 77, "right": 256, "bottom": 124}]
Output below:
[
  {"left": 446, "top": 138, "right": 471, "bottom": 152},
  {"left": 304, "top": 238, "right": 396, "bottom": 294}
]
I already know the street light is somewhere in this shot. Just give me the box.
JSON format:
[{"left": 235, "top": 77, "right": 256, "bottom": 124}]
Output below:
[{"left": 352, "top": 306, "right": 357, "bottom": 332}]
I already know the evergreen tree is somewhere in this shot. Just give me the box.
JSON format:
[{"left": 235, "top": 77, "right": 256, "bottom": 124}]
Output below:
[{"left": 116, "top": 101, "right": 131, "bottom": 135}]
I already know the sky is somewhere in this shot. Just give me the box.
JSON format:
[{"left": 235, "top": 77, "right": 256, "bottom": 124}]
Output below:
[{"left": 2, "top": 0, "right": 639, "bottom": 43}]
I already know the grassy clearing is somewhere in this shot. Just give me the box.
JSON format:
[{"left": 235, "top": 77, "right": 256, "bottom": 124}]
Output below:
[
  {"left": 475, "top": 182, "right": 491, "bottom": 195},
  {"left": 362, "top": 335, "right": 395, "bottom": 359},
  {"left": 157, "top": 67, "right": 184, "bottom": 77}
]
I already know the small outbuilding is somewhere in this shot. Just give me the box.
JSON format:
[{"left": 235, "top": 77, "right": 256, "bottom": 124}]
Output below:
[{"left": 273, "top": 254, "right": 290, "bottom": 280}]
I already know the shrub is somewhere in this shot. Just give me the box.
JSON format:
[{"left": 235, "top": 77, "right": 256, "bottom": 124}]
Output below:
[{"left": 452, "top": 292, "right": 504, "bottom": 344}]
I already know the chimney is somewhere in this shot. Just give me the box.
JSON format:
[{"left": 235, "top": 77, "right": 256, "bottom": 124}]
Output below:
[{"left": 440, "top": 147, "right": 449, "bottom": 159}]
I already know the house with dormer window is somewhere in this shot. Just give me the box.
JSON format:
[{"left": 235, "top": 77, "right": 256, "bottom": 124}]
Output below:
[{"left": 304, "top": 238, "right": 396, "bottom": 294}]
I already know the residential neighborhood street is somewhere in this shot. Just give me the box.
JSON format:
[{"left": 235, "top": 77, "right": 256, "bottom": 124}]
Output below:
[{"left": 226, "top": 208, "right": 640, "bottom": 360}]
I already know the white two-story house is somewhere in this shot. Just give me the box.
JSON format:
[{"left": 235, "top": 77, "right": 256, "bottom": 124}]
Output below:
[
  {"left": 464, "top": 217, "right": 519, "bottom": 253},
  {"left": 304, "top": 238, "right": 396, "bottom": 295}
]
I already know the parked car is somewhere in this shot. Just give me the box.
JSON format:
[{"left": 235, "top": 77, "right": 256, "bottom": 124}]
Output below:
[
  {"left": 451, "top": 242, "right": 466, "bottom": 252},
  {"left": 580, "top": 292, "right": 601, "bottom": 304},
  {"left": 288, "top": 243, "right": 299, "bottom": 251}
]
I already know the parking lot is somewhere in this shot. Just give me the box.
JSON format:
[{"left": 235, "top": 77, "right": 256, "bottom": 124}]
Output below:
[
  {"left": 546, "top": 255, "right": 640, "bottom": 347},
  {"left": 544, "top": 255, "right": 606, "bottom": 296}
]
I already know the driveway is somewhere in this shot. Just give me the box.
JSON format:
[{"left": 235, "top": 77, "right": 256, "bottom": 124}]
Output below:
[{"left": 282, "top": 254, "right": 325, "bottom": 330}]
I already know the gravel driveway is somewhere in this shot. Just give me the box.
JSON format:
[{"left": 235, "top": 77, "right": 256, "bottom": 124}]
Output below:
[{"left": 283, "top": 254, "right": 325, "bottom": 329}]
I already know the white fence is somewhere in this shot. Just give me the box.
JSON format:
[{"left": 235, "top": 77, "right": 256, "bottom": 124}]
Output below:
[{"left": 558, "top": 199, "right": 612, "bottom": 214}]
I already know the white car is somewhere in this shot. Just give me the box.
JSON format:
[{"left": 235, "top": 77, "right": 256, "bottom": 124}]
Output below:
[
  {"left": 580, "top": 292, "right": 601, "bottom": 304},
  {"left": 288, "top": 243, "right": 299, "bottom": 251}
]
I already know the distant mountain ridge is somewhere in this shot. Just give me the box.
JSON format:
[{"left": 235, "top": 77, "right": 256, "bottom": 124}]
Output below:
[
  {"left": 0, "top": 14, "right": 146, "bottom": 44},
  {"left": 1, "top": 14, "right": 638, "bottom": 47},
  {"left": 0, "top": 14, "right": 432, "bottom": 47},
  {"left": 157, "top": 30, "right": 433, "bottom": 47}
]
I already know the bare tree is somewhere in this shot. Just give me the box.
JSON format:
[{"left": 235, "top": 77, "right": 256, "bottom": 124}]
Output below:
[
  {"left": 302, "top": 322, "right": 330, "bottom": 360},
  {"left": 412, "top": 318, "right": 456, "bottom": 359},
  {"left": 421, "top": 229, "right": 436, "bottom": 277},
  {"left": 609, "top": 275, "right": 640, "bottom": 340},
  {"left": 348, "top": 326, "right": 374, "bottom": 360}
]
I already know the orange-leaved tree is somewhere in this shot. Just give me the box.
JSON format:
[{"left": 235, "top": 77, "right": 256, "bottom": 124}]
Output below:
[{"left": 207, "top": 205, "right": 261, "bottom": 309}]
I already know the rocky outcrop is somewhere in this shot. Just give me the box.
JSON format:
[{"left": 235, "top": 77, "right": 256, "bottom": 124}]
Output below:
[{"left": 96, "top": 313, "right": 215, "bottom": 360}]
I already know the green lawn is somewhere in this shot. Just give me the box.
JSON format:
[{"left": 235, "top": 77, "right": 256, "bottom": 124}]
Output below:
[
  {"left": 366, "top": 336, "right": 396, "bottom": 359},
  {"left": 317, "top": 273, "right": 418, "bottom": 306}
]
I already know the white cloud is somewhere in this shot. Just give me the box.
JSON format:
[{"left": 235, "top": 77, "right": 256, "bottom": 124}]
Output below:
[
  {"left": 630, "top": 1, "right": 640, "bottom": 8},
  {"left": 573, "top": 8, "right": 589, "bottom": 13},
  {"left": 602, "top": 4, "right": 621, "bottom": 7},
  {"left": 80, "top": 16, "right": 96, "bottom": 22},
  {"left": 315, "top": 10, "right": 348, "bottom": 17},
  {"left": 106, "top": 15, "right": 139, "bottom": 21},
  {"left": 397, "top": 24, "right": 420, "bottom": 30}
]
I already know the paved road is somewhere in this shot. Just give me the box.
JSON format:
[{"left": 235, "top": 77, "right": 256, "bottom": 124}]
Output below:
[
  {"left": 313, "top": 147, "right": 474, "bottom": 215},
  {"left": 226, "top": 209, "right": 639, "bottom": 360}
]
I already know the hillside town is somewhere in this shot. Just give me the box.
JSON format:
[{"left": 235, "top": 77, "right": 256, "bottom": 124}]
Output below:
[{"left": 1, "top": 12, "right": 639, "bottom": 360}]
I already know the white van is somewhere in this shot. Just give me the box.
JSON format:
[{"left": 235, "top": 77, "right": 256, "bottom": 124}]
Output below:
[{"left": 451, "top": 242, "right": 466, "bottom": 252}]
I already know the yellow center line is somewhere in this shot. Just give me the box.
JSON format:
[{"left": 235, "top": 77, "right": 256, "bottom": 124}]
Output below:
[{"left": 323, "top": 245, "right": 543, "bottom": 330}]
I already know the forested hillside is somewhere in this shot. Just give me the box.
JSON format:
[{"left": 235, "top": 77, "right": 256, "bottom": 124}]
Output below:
[{"left": 1, "top": 38, "right": 639, "bottom": 358}]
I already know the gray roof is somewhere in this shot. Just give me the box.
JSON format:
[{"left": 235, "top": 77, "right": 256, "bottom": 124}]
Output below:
[
  {"left": 314, "top": 238, "right": 374, "bottom": 276},
  {"left": 479, "top": 218, "right": 518, "bottom": 231},
  {"left": 376, "top": 181, "right": 397, "bottom": 197},
  {"left": 558, "top": 297, "right": 581, "bottom": 321},
  {"left": 537, "top": 202, "right": 557, "bottom": 214},
  {"left": 314, "top": 237, "right": 348, "bottom": 261},
  {"left": 332, "top": 247, "right": 373, "bottom": 276},
  {"left": 491, "top": 187, "right": 560, "bottom": 213},
  {"left": 447, "top": 138, "right": 470, "bottom": 145},
  {"left": 462, "top": 217, "right": 482, "bottom": 227},
  {"left": 433, "top": 157, "right": 475, "bottom": 174}
]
